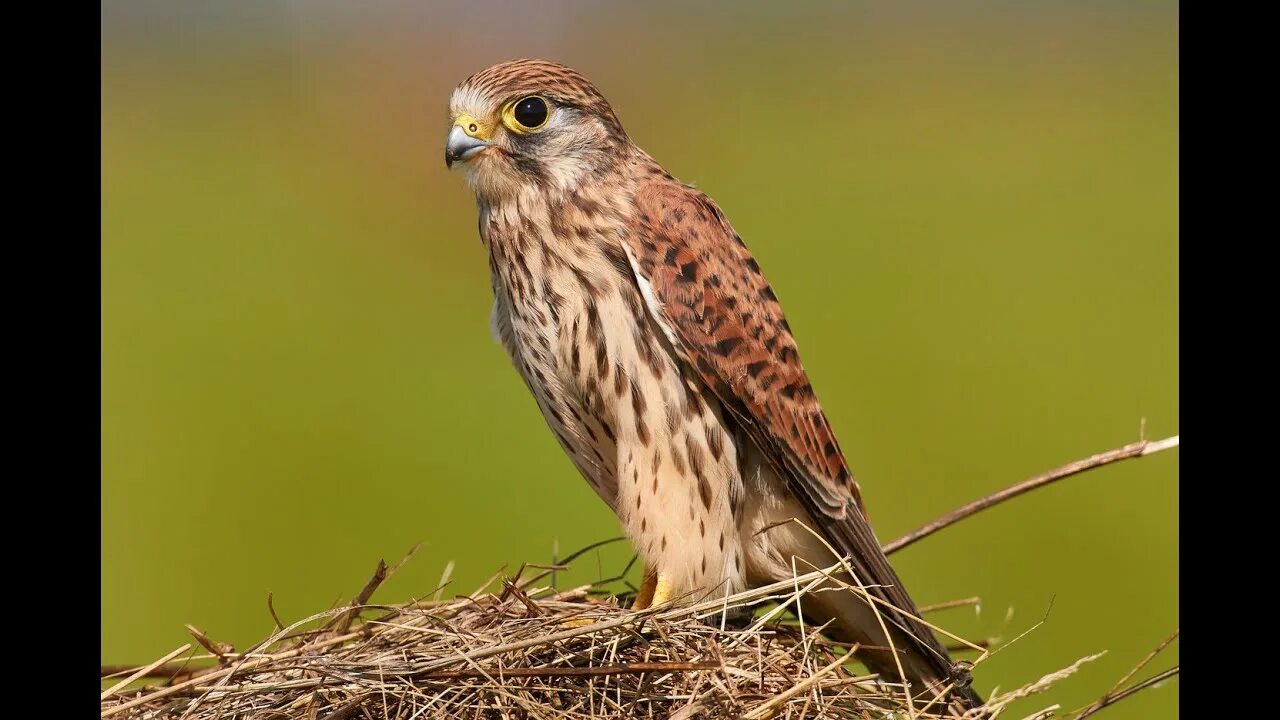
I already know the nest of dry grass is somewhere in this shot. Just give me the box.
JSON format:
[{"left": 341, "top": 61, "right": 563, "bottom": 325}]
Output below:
[
  {"left": 101, "top": 552, "right": 1107, "bottom": 720},
  {"left": 101, "top": 436, "right": 1180, "bottom": 719}
]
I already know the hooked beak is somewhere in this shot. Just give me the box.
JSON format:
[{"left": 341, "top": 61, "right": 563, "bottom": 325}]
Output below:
[{"left": 445, "top": 124, "right": 490, "bottom": 169}]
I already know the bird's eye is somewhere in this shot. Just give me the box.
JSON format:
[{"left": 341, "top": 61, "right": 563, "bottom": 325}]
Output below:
[{"left": 508, "top": 96, "right": 549, "bottom": 131}]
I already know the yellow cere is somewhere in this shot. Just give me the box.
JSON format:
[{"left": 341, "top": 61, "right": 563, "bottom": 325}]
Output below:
[{"left": 453, "top": 113, "right": 495, "bottom": 140}]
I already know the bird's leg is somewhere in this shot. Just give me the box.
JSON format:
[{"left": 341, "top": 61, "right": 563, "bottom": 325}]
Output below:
[
  {"left": 633, "top": 566, "right": 677, "bottom": 610},
  {"left": 649, "top": 575, "right": 677, "bottom": 607},
  {"left": 560, "top": 565, "right": 667, "bottom": 628},
  {"left": 632, "top": 566, "right": 658, "bottom": 610}
]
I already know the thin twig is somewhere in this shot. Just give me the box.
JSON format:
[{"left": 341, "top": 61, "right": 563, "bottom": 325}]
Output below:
[
  {"left": 332, "top": 559, "right": 388, "bottom": 634},
  {"left": 919, "top": 596, "right": 982, "bottom": 614},
  {"left": 100, "top": 661, "right": 212, "bottom": 681},
  {"left": 185, "top": 625, "right": 231, "bottom": 663},
  {"left": 1075, "top": 666, "right": 1179, "bottom": 718},
  {"left": 422, "top": 661, "right": 719, "bottom": 680},
  {"left": 317, "top": 694, "right": 367, "bottom": 720},
  {"left": 885, "top": 435, "right": 1179, "bottom": 555},
  {"left": 100, "top": 644, "right": 191, "bottom": 699},
  {"left": 267, "top": 592, "right": 286, "bottom": 632},
  {"left": 1104, "top": 629, "right": 1178, "bottom": 697},
  {"left": 741, "top": 651, "right": 850, "bottom": 719}
]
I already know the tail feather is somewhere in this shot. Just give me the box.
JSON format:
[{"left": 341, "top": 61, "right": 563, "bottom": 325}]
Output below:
[{"left": 796, "top": 581, "right": 985, "bottom": 716}]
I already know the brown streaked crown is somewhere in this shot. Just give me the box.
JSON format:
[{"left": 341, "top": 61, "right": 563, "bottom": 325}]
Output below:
[{"left": 457, "top": 59, "right": 627, "bottom": 138}]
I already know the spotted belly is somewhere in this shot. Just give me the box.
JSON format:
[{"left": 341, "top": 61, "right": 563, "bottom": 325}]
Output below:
[
  {"left": 489, "top": 290, "right": 619, "bottom": 508},
  {"left": 489, "top": 272, "right": 749, "bottom": 599}
]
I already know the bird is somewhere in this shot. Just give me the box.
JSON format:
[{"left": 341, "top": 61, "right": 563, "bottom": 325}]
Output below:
[{"left": 444, "top": 58, "right": 983, "bottom": 714}]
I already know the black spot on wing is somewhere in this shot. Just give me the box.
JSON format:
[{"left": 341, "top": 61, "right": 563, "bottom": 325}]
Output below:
[{"left": 713, "top": 336, "right": 743, "bottom": 357}]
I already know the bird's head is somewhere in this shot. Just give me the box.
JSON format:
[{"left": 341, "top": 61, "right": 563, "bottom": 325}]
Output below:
[{"left": 446, "top": 59, "right": 629, "bottom": 200}]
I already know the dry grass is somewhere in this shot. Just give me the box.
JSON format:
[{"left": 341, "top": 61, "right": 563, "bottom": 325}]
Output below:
[
  {"left": 99, "top": 554, "right": 1106, "bottom": 720},
  {"left": 102, "top": 437, "right": 1179, "bottom": 719}
]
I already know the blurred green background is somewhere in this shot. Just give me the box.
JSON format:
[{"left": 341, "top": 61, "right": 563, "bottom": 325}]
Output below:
[{"left": 102, "top": 1, "right": 1177, "bottom": 716}]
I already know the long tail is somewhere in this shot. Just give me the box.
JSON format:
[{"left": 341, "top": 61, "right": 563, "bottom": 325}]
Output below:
[{"left": 798, "top": 585, "right": 985, "bottom": 715}]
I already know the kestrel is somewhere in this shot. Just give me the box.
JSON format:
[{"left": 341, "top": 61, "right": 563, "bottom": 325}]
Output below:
[{"left": 445, "top": 59, "right": 983, "bottom": 713}]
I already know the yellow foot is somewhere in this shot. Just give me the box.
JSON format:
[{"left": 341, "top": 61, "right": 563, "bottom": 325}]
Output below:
[
  {"left": 650, "top": 576, "right": 677, "bottom": 607},
  {"left": 633, "top": 567, "right": 677, "bottom": 611}
]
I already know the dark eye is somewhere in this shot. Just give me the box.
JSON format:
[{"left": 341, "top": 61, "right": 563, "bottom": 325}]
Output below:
[{"left": 513, "top": 96, "right": 549, "bottom": 129}]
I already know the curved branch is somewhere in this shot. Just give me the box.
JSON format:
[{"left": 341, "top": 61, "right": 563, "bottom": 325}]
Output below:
[{"left": 884, "top": 435, "right": 1179, "bottom": 555}]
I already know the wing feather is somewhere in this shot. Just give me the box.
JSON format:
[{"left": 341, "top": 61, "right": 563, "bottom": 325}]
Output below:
[{"left": 622, "top": 178, "right": 962, "bottom": 687}]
